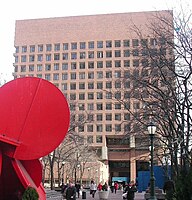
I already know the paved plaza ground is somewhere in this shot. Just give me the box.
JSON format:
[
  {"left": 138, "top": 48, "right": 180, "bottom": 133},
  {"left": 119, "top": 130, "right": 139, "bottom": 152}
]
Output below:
[{"left": 46, "top": 189, "right": 146, "bottom": 200}]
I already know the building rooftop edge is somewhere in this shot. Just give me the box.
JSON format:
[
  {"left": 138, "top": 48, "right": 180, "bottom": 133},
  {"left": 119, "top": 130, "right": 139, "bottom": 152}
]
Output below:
[{"left": 15, "top": 10, "right": 173, "bottom": 22}]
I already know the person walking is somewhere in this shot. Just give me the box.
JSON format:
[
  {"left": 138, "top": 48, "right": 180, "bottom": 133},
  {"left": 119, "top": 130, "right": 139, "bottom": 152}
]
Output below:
[
  {"left": 114, "top": 182, "right": 118, "bottom": 194},
  {"left": 90, "top": 180, "right": 97, "bottom": 198},
  {"left": 66, "top": 182, "right": 76, "bottom": 200},
  {"left": 75, "top": 182, "right": 81, "bottom": 198},
  {"left": 125, "top": 181, "right": 137, "bottom": 200}
]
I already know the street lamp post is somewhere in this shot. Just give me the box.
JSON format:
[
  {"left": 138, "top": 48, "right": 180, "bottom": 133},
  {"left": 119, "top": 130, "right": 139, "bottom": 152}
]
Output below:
[
  {"left": 148, "top": 121, "right": 157, "bottom": 200},
  {"left": 62, "top": 161, "right": 65, "bottom": 184}
]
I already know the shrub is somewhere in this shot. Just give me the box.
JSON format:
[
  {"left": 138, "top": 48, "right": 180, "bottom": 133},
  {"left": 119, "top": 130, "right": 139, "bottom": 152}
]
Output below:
[{"left": 22, "top": 186, "right": 39, "bottom": 200}]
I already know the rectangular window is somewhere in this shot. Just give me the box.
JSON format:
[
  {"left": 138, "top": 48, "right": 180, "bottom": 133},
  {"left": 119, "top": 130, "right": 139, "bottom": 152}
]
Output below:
[
  {"left": 70, "top": 94, "right": 76, "bottom": 100},
  {"left": 62, "top": 53, "right": 68, "bottom": 60},
  {"left": 97, "top": 82, "right": 103, "bottom": 89},
  {"left": 97, "top": 114, "right": 103, "bottom": 121},
  {"left": 63, "top": 43, "right": 68, "bottom": 50},
  {"left": 97, "top": 41, "right": 103, "bottom": 48},
  {"left": 54, "top": 43, "right": 60, "bottom": 51},
  {"left": 124, "top": 60, "right": 130, "bottom": 67},
  {"left": 29, "top": 65, "right": 34, "bottom": 71},
  {"left": 71, "top": 52, "right": 77, "bottom": 59},
  {"left": 97, "top": 92, "right": 103, "bottom": 99},
  {"left": 21, "top": 65, "right": 26, "bottom": 72},
  {"left": 88, "top": 72, "right": 94, "bottom": 79},
  {"left": 132, "top": 39, "right": 139, "bottom": 47},
  {"left": 115, "top": 81, "right": 121, "bottom": 88},
  {"left": 96, "top": 125, "right": 103, "bottom": 132},
  {"left": 124, "top": 113, "right": 130, "bottom": 120},
  {"left": 79, "top": 72, "right": 85, "bottom": 79},
  {"left": 54, "top": 63, "right": 59, "bottom": 70},
  {"left": 46, "top": 44, "right": 52, "bottom": 51},
  {"left": 15, "top": 46, "right": 19, "bottom": 53},
  {"left": 80, "top": 42, "right": 86, "bottom": 49},
  {"left": 70, "top": 83, "right": 76, "bottom": 90},
  {"left": 115, "top": 103, "right": 121, "bottom": 109},
  {"left": 115, "top": 114, "right": 121, "bottom": 121},
  {"left": 96, "top": 135, "right": 102, "bottom": 143},
  {"left": 97, "top": 51, "right": 103, "bottom": 58},
  {"left": 38, "top": 45, "right": 43, "bottom": 52},
  {"left": 124, "top": 50, "right": 130, "bottom": 57},
  {"left": 45, "top": 74, "right": 51, "bottom": 81},
  {"left": 106, "top": 114, "right": 112, "bottom": 121},
  {"left": 88, "top": 93, "right": 94, "bottom": 100},
  {"left": 106, "top": 103, "right": 112, "bottom": 110},
  {"left": 87, "top": 125, "right": 93, "bottom": 132},
  {"left": 132, "top": 49, "right": 139, "bottom": 56},
  {"left": 71, "top": 42, "right": 77, "bottom": 50},
  {"left": 79, "top": 62, "right": 85, "bottom": 69},
  {"left": 70, "top": 72, "right": 76, "bottom": 80},
  {"left": 114, "top": 71, "right": 121, "bottom": 78},
  {"left": 123, "top": 40, "right": 130, "bottom": 47},
  {"left": 106, "top": 124, "right": 112, "bottom": 132},
  {"left": 22, "top": 46, "right": 27, "bottom": 53},
  {"left": 106, "top": 51, "right": 112, "bottom": 58},
  {"left": 61, "top": 83, "right": 67, "bottom": 91},
  {"left": 106, "top": 71, "right": 112, "bottom": 78},
  {"left": 30, "top": 45, "right": 35, "bottom": 53},
  {"left": 37, "top": 54, "right": 43, "bottom": 62},
  {"left": 29, "top": 55, "right": 35, "bottom": 62},
  {"left": 62, "top": 73, "right": 68, "bottom": 80},
  {"left": 88, "top": 41, "right": 94, "bottom": 49},
  {"left": 115, "top": 40, "right": 121, "bottom": 47},
  {"left": 71, "top": 62, "right": 76, "bottom": 70},
  {"left": 106, "top": 61, "right": 112, "bottom": 68},
  {"left": 115, "top": 50, "right": 121, "bottom": 57},
  {"left": 80, "top": 52, "right": 86, "bottom": 59},
  {"left": 106, "top": 40, "right": 112, "bottom": 48},
  {"left": 79, "top": 93, "right": 85, "bottom": 100},
  {"left": 88, "top": 82, "right": 94, "bottom": 89},
  {"left": 115, "top": 60, "right": 121, "bottom": 67},
  {"left": 87, "top": 136, "right": 93, "bottom": 144},
  {"left": 97, "top": 103, "right": 103, "bottom": 110},
  {"left": 37, "top": 64, "right": 42, "bottom": 71},
  {"left": 88, "top": 51, "right": 94, "bottom": 59},
  {"left": 106, "top": 82, "right": 112, "bottom": 89},
  {"left": 97, "top": 72, "right": 103, "bottom": 79},
  {"left": 133, "top": 59, "right": 139, "bottom": 67},
  {"left": 106, "top": 92, "right": 112, "bottom": 99},
  {"left": 62, "top": 63, "right": 68, "bottom": 70},
  {"left": 97, "top": 61, "right": 103, "bottom": 68},
  {"left": 87, "top": 103, "right": 94, "bottom": 110},
  {"left": 21, "top": 55, "right": 27, "bottom": 62},
  {"left": 53, "top": 73, "right": 59, "bottom": 80},
  {"left": 46, "top": 54, "right": 51, "bottom": 61},
  {"left": 88, "top": 62, "right": 94, "bottom": 69},
  {"left": 79, "top": 83, "right": 85, "bottom": 89},
  {"left": 54, "top": 53, "right": 60, "bottom": 60}
]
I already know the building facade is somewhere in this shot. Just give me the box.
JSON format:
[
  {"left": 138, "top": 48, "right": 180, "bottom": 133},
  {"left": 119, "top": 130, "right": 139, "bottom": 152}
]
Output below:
[{"left": 13, "top": 11, "right": 173, "bottom": 184}]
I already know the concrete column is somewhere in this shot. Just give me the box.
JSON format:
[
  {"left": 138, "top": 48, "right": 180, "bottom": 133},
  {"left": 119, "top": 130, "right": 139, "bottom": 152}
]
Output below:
[{"left": 130, "top": 150, "right": 136, "bottom": 182}]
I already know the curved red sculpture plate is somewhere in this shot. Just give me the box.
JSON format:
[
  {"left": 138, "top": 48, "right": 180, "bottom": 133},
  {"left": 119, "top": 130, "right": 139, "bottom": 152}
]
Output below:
[{"left": 0, "top": 77, "right": 70, "bottom": 160}]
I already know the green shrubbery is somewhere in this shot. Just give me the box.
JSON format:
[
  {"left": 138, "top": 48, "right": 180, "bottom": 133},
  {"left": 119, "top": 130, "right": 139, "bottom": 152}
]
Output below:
[{"left": 22, "top": 186, "right": 39, "bottom": 200}]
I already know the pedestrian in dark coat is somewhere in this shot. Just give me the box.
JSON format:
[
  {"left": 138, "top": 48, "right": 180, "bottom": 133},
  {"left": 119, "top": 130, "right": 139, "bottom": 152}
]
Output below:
[
  {"left": 66, "top": 182, "right": 76, "bottom": 200},
  {"left": 125, "top": 181, "right": 137, "bottom": 200}
]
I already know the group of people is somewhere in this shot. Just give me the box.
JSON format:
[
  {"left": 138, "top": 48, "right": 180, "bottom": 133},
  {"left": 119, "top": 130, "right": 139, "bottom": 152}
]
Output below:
[{"left": 61, "top": 182, "right": 81, "bottom": 200}]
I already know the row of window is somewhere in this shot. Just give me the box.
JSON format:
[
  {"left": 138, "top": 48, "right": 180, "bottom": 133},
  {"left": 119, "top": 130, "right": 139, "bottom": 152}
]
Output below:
[
  {"left": 70, "top": 102, "right": 140, "bottom": 111},
  {"left": 14, "top": 47, "right": 167, "bottom": 63},
  {"left": 15, "top": 37, "right": 166, "bottom": 53},
  {"left": 15, "top": 57, "right": 162, "bottom": 73}
]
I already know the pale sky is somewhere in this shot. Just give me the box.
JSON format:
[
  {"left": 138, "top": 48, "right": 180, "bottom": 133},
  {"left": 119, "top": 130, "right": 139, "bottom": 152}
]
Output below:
[{"left": 0, "top": 0, "right": 191, "bottom": 82}]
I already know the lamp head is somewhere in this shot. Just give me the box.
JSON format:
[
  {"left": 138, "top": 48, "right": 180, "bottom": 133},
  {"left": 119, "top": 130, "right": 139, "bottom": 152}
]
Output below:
[{"left": 147, "top": 121, "right": 156, "bottom": 136}]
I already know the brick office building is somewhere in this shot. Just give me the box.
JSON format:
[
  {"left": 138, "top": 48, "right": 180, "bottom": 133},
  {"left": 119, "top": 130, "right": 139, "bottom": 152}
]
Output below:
[{"left": 13, "top": 10, "right": 173, "bottom": 184}]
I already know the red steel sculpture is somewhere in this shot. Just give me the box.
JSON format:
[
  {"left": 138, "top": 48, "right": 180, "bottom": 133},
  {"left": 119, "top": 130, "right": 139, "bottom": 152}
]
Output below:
[{"left": 0, "top": 77, "right": 70, "bottom": 199}]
